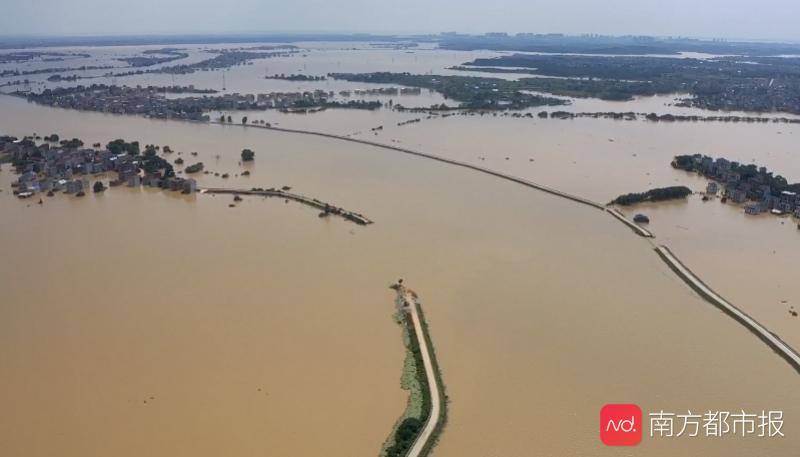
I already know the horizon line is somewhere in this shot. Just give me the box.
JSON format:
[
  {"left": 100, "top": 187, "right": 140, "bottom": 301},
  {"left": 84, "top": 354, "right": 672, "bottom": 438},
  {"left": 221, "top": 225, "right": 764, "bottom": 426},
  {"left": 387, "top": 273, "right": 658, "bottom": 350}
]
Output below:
[{"left": 0, "top": 31, "right": 798, "bottom": 45}]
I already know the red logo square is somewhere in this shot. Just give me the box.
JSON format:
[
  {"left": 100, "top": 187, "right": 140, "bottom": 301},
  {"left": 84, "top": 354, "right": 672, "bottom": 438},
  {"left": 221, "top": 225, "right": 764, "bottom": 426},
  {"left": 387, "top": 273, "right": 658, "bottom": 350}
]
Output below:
[{"left": 600, "top": 404, "right": 642, "bottom": 446}]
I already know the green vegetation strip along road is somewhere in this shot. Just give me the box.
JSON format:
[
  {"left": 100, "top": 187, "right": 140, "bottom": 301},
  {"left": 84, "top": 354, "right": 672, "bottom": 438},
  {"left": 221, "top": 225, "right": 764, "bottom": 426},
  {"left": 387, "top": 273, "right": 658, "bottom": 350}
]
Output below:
[{"left": 385, "top": 286, "right": 446, "bottom": 457}]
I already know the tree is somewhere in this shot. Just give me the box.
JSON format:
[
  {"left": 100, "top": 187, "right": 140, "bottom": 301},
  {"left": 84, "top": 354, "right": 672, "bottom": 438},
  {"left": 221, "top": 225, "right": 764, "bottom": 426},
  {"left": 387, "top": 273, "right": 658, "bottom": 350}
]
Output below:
[
  {"left": 60, "top": 138, "right": 83, "bottom": 149},
  {"left": 612, "top": 186, "right": 691, "bottom": 206},
  {"left": 241, "top": 116, "right": 248, "bottom": 125},
  {"left": 219, "top": 115, "right": 226, "bottom": 122},
  {"left": 241, "top": 148, "right": 255, "bottom": 161},
  {"left": 93, "top": 181, "right": 106, "bottom": 193},
  {"left": 227, "top": 115, "right": 232, "bottom": 123},
  {"left": 107, "top": 139, "right": 139, "bottom": 155}
]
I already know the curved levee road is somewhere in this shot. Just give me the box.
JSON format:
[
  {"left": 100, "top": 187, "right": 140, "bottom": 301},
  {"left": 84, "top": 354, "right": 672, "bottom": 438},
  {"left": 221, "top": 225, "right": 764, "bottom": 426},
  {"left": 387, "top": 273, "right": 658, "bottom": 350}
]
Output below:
[
  {"left": 402, "top": 289, "right": 443, "bottom": 457},
  {"left": 210, "top": 121, "right": 605, "bottom": 210},
  {"left": 212, "top": 121, "right": 800, "bottom": 375},
  {"left": 655, "top": 246, "right": 800, "bottom": 373}
]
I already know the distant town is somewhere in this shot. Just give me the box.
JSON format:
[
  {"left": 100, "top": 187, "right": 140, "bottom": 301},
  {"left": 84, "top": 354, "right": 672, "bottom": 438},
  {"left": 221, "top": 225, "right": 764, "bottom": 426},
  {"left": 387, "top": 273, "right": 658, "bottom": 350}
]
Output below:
[{"left": 19, "top": 84, "right": 384, "bottom": 120}]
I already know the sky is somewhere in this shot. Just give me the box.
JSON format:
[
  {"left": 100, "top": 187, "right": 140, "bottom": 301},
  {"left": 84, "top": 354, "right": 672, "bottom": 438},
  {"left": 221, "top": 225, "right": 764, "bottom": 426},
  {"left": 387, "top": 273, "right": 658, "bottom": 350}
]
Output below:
[{"left": 2, "top": 0, "right": 800, "bottom": 41}]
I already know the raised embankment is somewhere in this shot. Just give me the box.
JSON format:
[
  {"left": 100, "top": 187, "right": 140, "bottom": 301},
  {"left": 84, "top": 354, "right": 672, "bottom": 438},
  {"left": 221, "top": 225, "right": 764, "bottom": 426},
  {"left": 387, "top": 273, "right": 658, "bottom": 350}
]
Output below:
[
  {"left": 404, "top": 290, "right": 445, "bottom": 457},
  {"left": 606, "top": 208, "right": 654, "bottom": 237},
  {"left": 655, "top": 245, "right": 800, "bottom": 373},
  {"left": 386, "top": 285, "right": 447, "bottom": 457},
  {"left": 200, "top": 187, "right": 373, "bottom": 225},
  {"left": 211, "top": 121, "right": 605, "bottom": 210},
  {"left": 214, "top": 121, "right": 800, "bottom": 373}
]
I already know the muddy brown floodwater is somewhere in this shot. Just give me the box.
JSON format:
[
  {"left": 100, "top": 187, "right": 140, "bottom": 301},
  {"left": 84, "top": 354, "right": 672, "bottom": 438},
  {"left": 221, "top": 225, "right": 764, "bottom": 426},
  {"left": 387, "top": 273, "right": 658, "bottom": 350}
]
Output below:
[{"left": 0, "top": 96, "right": 799, "bottom": 457}]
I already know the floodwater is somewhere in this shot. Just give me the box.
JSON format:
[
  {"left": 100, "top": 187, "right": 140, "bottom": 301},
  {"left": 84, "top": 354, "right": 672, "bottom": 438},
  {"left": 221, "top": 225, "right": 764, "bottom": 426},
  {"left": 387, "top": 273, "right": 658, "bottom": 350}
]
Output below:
[
  {"left": 206, "top": 96, "right": 800, "bottom": 355},
  {"left": 1, "top": 43, "right": 799, "bottom": 457}
]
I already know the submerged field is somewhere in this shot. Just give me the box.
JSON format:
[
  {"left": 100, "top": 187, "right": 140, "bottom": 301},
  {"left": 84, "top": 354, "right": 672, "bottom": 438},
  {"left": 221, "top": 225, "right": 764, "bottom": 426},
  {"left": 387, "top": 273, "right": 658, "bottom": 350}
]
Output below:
[
  {"left": 1, "top": 99, "right": 799, "bottom": 456},
  {"left": 2, "top": 41, "right": 800, "bottom": 456}
]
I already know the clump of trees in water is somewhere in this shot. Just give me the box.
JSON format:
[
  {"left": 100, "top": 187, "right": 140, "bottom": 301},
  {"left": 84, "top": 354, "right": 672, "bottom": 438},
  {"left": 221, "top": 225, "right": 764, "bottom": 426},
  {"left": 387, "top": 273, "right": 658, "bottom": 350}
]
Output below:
[
  {"left": 241, "top": 149, "right": 255, "bottom": 162},
  {"left": 107, "top": 138, "right": 140, "bottom": 155},
  {"left": 184, "top": 162, "right": 204, "bottom": 174},
  {"left": 612, "top": 186, "right": 692, "bottom": 206}
]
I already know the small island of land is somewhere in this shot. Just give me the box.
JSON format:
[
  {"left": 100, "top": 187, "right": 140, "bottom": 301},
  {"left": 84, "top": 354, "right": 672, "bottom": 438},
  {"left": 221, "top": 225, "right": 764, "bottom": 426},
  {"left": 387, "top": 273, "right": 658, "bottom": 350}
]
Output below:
[
  {"left": 454, "top": 54, "right": 800, "bottom": 113},
  {"left": 611, "top": 185, "right": 692, "bottom": 206},
  {"left": 18, "top": 84, "right": 382, "bottom": 119},
  {"left": 265, "top": 73, "right": 326, "bottom": 81},
  {"left": 329, "top": 72, "right": 568, "bottom": 110}
]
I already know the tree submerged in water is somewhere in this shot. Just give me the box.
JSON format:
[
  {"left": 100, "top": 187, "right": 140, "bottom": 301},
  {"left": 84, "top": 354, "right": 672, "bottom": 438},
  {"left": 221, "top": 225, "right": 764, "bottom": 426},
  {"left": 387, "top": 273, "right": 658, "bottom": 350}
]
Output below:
[
  {"left": 241, "top": 148, "right": 255, "bottom": 162},
  {"left": 612, "top": 186, "right": 692, "bottom": 206}
]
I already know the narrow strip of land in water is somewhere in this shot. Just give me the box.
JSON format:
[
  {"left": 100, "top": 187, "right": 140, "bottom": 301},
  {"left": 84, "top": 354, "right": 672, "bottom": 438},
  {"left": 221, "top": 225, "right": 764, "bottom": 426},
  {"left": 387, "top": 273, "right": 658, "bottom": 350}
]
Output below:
[
  {"left": 211, "top": 121, "right": 605, "bottom": 210},
  {"left": 400, "top": 287, "right": 444, "bottom": 457},
  {"left": 215, "top": 121, "right": 800, "bottom": 372},
  {"left": 655, "top": 245, "right": 800, "bottom": 373},
  {"left": 606, "top": 208, "right": 654, "bottom": 237},
  {"left": 200, "top": 187, "right": 373, "bottom": 225}
]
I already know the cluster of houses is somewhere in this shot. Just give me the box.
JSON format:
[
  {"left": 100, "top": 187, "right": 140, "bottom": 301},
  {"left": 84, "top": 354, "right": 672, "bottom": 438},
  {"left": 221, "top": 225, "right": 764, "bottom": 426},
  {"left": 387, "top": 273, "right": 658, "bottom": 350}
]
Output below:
[
  {"left": 691, "top": 156, "right": 800, "bottom": 218},
  {"left": 340, "top": 87, "right": 422, "bottom": 97},
  {"left": 2, "top": 137, "right": 197, "bottom": 199},
  {"left": 22, "top": 84, "right": 356, "bottom": 121}
]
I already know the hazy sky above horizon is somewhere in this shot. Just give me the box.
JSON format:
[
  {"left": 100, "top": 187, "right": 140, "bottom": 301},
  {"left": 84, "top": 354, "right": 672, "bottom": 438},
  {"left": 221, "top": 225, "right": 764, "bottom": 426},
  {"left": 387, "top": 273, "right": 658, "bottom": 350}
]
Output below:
[{"left": 2, "top": 0, "right": 800, "bottom": 41}]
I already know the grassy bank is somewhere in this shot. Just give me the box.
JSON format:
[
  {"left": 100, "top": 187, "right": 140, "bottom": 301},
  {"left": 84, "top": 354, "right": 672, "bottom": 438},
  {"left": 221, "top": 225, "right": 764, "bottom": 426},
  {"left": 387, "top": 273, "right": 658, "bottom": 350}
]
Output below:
[
  {"left": 381, "top": 310, "right": 431, "bottom": 457},
  {"left": 380, "top": 287, "right": 448, "bottom": 457}
]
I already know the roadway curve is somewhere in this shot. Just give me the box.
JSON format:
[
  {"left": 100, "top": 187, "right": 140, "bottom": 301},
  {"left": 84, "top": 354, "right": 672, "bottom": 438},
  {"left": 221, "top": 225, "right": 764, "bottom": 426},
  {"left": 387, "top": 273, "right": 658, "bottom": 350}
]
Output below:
[
  {"left": 401, "top": 288, "right": 443, "bottom": 457},
  {"left": 211, "top": 121, "right": 605, "bottom": 210},
  {"left": 215, "top": 121, "right": 800, "bottom": 372}
]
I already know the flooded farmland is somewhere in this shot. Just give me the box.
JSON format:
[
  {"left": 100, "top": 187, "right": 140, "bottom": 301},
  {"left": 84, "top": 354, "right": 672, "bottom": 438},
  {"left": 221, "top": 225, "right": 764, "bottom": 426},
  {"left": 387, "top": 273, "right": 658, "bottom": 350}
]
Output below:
[{"left": 1, "top": 42, "right": 799, "bottom": 457}]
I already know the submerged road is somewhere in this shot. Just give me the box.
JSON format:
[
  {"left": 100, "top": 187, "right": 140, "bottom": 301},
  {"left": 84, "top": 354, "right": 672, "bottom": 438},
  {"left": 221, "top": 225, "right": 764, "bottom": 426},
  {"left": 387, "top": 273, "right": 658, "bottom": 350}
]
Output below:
[{"left": 402, "top": 289, "right": 443, "bottom": 457}]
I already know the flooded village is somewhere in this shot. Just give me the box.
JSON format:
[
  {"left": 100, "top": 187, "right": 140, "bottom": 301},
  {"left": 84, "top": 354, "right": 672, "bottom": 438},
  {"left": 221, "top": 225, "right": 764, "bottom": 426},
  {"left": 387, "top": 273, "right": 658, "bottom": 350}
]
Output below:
[
  {"left": 3, "top": 136, "right": 197, "bottom": 198},
  {"left": 674, "top": 154, "right": 800, "bottom": 219},
  {"left": 2, "top": 32, "right": 800, "bottom": 457},
  {"left": 1, "top": 134, "right": 373, "bottom": 224},
  {"left": 19, "top": 84, "right": 375, "bottom": 120}
]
